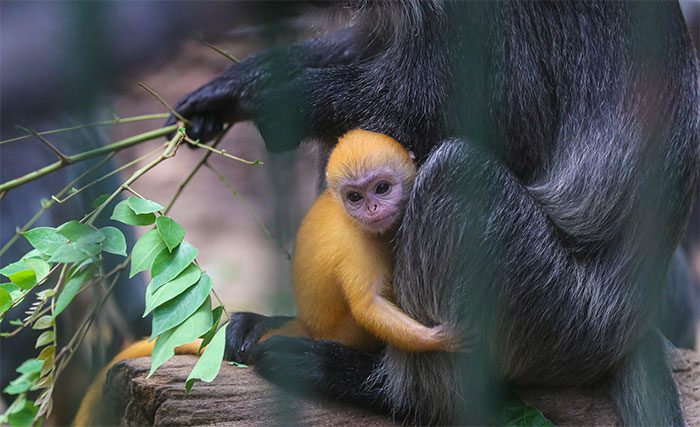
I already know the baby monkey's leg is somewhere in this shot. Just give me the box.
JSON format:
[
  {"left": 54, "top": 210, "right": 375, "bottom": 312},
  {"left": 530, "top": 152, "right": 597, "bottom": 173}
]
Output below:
[{"left": 260, "top": 318, "right": 312, "bottom": 342}]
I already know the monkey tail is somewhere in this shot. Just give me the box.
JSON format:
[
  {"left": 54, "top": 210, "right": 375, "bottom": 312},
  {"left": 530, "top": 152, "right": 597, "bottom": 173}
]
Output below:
[{"left": 72, "top": 339, "right": 202, "bottom": 427}]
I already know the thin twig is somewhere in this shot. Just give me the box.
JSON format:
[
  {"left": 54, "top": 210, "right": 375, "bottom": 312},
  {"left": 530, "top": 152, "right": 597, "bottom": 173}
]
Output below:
[
  {"left": 0, "top": 113, "right": 169, "bottom": 145},
  {"left": 210, "top": 289, "right": 230, "bottom": 318},
  {"left": 121, "top": 184, "right": 147, "bottom": 200},
  {"left": 206, "top": 162, "right": 292, "bottom": 261},
  {"left": 0, "top": 153, "right": 117, "bottom": 257},
  {"left": 15, "top": 126, "right": 68, "bottom": 162},
  {"left": 86, "top": 128, "right": 184, "bottom": 224},
  {"left": 194, "top": 36, "right": 240, "bottom": 63},
  {"left": 138, "top": 83, "right": 188, "bottom": 125},
  {"left": 0, "top": 125, "right": 177, "bottom": 193},
  {"left": 50, "top": 144, "right": 164, "bottom": 204},
  {"left": 185, "top": 137, "right": 262, "bottom": 166},
  {"left": 164, "top": 123, "right": 232, "bottom": 214},
  {"left": 54, "top": 260, "right": 128, "bottom": 377}
]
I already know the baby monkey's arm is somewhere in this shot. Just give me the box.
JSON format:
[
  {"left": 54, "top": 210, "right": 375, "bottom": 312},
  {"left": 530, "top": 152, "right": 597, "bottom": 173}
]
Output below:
[{"left": 342, "top": 268, "right": 464, "bottom": 352}]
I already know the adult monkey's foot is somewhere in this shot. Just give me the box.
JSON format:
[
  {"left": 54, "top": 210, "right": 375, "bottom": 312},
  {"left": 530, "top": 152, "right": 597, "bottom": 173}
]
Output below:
[{"left": 224, "top": 312, "right": 293, "bottom": 364}]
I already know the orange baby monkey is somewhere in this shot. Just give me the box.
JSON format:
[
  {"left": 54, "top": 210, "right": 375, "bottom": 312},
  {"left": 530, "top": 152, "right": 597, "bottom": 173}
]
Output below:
[{"left": 263, "top": 129, "right": 460, "bottom": 352}]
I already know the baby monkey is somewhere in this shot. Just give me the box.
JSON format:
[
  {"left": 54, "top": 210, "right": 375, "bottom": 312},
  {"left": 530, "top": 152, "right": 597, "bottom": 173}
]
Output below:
[{"left": 264, "top": 129, "right": 462, "bottom": 352}]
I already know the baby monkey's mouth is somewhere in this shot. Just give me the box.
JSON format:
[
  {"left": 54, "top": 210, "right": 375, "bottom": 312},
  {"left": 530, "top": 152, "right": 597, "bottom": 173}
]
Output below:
[{"left": 363, "top": 210, "right": 401, "bottom": 233}]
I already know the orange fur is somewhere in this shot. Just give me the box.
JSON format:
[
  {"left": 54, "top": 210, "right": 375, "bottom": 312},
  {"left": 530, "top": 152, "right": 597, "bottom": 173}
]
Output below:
[
  {"left": 269, "top": 129, "right": 454, "bottom": 352},
  {"left": 73, "top": 339, "right": 202, "bottom": 426}
]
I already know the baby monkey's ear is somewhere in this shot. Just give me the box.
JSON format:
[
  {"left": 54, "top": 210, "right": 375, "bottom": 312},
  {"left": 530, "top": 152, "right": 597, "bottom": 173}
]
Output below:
[{"left": 408, "top": 151, "right": 416, "bottom": 162}]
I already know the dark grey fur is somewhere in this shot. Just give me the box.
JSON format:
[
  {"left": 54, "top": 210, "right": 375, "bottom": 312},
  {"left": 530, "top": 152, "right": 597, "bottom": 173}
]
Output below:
[{"left": 169, "top": 1, "right": 700, "bottom": 425}]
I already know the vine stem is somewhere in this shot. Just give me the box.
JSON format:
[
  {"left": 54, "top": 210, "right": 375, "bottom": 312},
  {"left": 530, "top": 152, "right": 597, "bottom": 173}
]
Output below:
[
  {"left": 0, "top": 113, "right": 169, "bottom": 145},
  {"left": 185, "top": 137, "right": 262, "bottom": 166},
  {"left": 0, "top": 154, "right": 119, "bottom": 258},
  {"left": 0, "top": 125, "right": 177, "bottom": 194},
  {"left": 206, "top": 162, "right": 292, "bottom": 261},
  {"left": 86, "top": 128, "right": 183, "bottom": 225},
  {"left": 164, "top": 124, "right": 231, "bottom": 214},
  {"left": 53, "top": 260, "right": 128, "bottom": 376}
]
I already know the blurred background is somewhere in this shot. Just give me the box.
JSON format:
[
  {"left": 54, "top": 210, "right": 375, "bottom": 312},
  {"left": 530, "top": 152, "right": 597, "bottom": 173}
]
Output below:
[
  {"left": 1, "top": 1, "right": 327, "bottom": 315},
  {"left": 1, "top": 1, "right": 699, "bottom": 424}
]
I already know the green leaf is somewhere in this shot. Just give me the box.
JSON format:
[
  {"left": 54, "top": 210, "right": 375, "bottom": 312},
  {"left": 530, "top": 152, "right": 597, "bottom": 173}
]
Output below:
[
  {"left": 149, "top": 242, "right": 198, "bottom": 292},
  {"left": 127, "top": 197, "right": 164, "bottom": 214},
  {"left": 92, "top": 193, "right": 110, "bottom": 208},
  {"left": 53, "top": 266, "right": 94, "bottom": 317},
  {"left": 37, "top": 345, "right": 55, "bottom": 362},
  {"left": 151, "top": 274, "right": 212, "bottom": 338},
  {"left": 35, "top": 331, "right": 54, "bottom": 348},
  {"left": 0, "top": 283, "right": 22, "bottom": 300},
  {"left": 57, "top": 221, "right": 104, "bottom": 244},
  {"left": 22, "top": 227, "right": 68, "bottom": 256},
  {"left": 24, "top": 259, "right": 50, "bottom": 283},
  {"left": 185, "top": 323, "right": 227, "bottom": 391},
  {"left": 2, "top": 395, "right": 25, "bottom": 424},
  {"left": 32, "top": 315, "right": 54, "bottom": 330},
  {"left": 130, "top": 230, "right": 166, "bottom": 278},
  {"left": 156, "top": 216, "right": 185, "bottom": 252},
  {"left": 144, "top": 264, "right": 201, "bottom": 316},
  {"left": 0, "top": 287, "right": 11, "bottom": 315},
  {"left": 48, "top": 243, "right": 89, "bottom": 263},
  {"left": 498, "top": 393, "right": 554, "bottom": 427},
  {"left": 100, "top": 227, "right": 127, "bottom": 256},
  {"left": 22, "top": 249, "right": 48, "bottom": 261},
  {"left": 0, "top": 261, "right": 28, "bottom": 278},
  {"left": 7, "top": 399, "right": 38, "bottom": 427},
  {"left": 4, "top": 378, "right": 32, "bottom": 395},
  {"left": 111, "top": 199, "right": 155, "bottom": 226},
  {"left": 75, "top": 241, "right": 102, "bottom": 257},
  {"left": 16, "top": 359, "right": 44, "bottom": 375},
  {"left": 149, "top": 299, "right": 212, "bottom": 377},
  {"left": 198, "top": 306, "right": 224, "bottom": 351},
  {"left": 8, "top": 270, "right": 36, "bottom": 290}
]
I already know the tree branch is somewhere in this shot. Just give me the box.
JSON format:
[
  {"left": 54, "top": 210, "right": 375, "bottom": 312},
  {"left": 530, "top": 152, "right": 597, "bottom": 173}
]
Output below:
[
  {"left": 0, "top": 125, "right": 177, "bottom": 194},
  {"left": 0, "top": 113, "right": 169, "bottom": 145}
]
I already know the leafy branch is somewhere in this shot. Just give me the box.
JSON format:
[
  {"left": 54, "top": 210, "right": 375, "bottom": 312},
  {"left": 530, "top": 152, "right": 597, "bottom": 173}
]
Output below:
[{"left": 0, "top": 113, "right": 266, "bottom": 426}]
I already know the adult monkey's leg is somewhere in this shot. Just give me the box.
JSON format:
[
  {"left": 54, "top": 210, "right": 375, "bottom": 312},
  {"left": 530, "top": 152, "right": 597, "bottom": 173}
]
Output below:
[{"left": 247, "top": 137, "right": 688, "bottom": 425}]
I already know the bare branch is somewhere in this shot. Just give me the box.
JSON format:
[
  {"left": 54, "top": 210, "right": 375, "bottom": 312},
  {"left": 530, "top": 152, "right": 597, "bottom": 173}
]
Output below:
[
  {"left": 0, "top": 113, "right": 169, "bottom": 145},
  {"left": 194, "top": 36, "right": 240, "bottom": 63},
  {"left": 206, "top": 162, "right": 292, "bottom": 261},
  {"left": 0, "top": 125, "right": 178, "bottom": 193},
  {"left": 138, "top": 83, "right": 188, "bottom": 125},
  {"left": 185, "top": 136, "right": 262, "bottom": 166},
  {"left": 15, "top": 125, "right": 68, "bottom": 162}
]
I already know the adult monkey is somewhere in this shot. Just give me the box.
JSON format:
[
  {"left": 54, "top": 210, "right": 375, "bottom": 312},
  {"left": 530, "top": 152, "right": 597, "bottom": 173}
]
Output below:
[{"left": 167, "top": 1, "right": 699, "bottom": 425}]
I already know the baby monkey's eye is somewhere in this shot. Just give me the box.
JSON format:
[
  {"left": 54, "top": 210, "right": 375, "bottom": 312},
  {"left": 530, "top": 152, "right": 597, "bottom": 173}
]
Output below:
[
  {"left": 347, "top": 191, "right": 363, "bottom": 203},
  {"left": 375, "top": 182, "right": 391, "bottom": 194}
]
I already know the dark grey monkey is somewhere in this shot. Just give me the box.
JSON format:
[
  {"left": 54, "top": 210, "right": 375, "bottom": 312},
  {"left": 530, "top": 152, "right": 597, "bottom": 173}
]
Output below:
[{"left": 167, "top": 1, "right": 699, "bottom": 425}]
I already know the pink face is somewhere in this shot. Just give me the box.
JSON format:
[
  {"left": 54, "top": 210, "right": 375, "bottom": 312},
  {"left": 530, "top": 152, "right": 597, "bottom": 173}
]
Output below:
[{"left": 339, "top": 171, "right": 407, "bottom": 234}]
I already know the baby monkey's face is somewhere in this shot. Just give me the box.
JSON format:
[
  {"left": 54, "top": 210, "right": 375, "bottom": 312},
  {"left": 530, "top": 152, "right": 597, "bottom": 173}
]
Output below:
[{"left": 340, "top": 170, "right": 407, "bottom": 234}]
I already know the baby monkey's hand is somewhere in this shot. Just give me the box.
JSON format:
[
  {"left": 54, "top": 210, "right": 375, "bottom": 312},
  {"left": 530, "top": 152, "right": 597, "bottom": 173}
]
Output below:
[{"left": 432, "top": 320, "right": 476, "bottom": 353}]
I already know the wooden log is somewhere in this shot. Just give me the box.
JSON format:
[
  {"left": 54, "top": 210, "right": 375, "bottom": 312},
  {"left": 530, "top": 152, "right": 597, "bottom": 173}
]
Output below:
[{"left": 102, "top": 349, "right": 700, "bottom": 426}]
